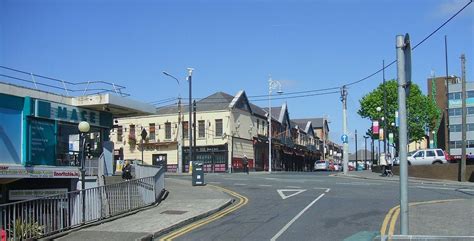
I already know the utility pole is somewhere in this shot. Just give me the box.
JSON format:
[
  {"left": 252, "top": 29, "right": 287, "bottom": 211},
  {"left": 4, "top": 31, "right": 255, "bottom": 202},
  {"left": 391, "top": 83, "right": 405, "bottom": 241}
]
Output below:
[
  {"left": 323, "top": 115, "right": 327, "bottom": 160},
  {"left": 396, "top": 34, "right": 411, "bottom": 235},
  {"left": 355, "top": 129, "right": 358, "bottom": 170},
  {"left": 187, "top": 68, "right": 194, "bottom": 169},
  {"left": 460, "top": 54, "right": 467, "bottom": 182},
  {"left": 193, "top": 100, "right": 197, "bottom": 163},
  {"left": 178, "top": 98, "right": 182, "bottom": 173},
  {"left": 445, "top": 35, "right": 450, "bottom": 154},
  {"left": 364, "top": 136, "right": 369, "bottom": 170},
  {"left": 341, "top": 85, "right": 349, "bottom": 174},
  {"left": 383, "top": 60, "right": 388, "bottom": 154}
]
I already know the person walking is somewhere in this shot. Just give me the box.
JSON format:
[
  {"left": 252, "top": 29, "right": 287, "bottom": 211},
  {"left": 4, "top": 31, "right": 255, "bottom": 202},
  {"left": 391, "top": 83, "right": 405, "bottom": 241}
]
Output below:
[
  {"left": 122, "top": 160, "right": 133, "bottom": 180},
  {"left": 379, "top": 153, "right": 388, "bottom": 177},
  {"left": 242, "top": 155, "right": 249, "bottom": 174}
]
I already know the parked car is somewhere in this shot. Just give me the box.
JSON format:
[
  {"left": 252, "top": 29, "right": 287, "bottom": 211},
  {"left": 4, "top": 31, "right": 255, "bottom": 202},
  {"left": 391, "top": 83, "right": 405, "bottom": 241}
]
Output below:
[
  {"left": 314, "top": 160, "right": 329, "bottom": 171},
  {"left": 394, "top": 149, "right": 447, "bottom": 165}
]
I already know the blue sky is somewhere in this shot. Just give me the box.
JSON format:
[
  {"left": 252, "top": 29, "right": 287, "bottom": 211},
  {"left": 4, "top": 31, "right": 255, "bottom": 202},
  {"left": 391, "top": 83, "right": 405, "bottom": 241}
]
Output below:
[{"left": 1, "top": 0, "right": 473, "bottom": 151}]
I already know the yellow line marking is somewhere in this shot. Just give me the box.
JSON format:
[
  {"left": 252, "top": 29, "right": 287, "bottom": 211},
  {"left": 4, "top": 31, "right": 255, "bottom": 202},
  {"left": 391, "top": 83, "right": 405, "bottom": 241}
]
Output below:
[
  {"left": 159, "top": 184, "right": 248, "bottom": 241},
  {"left": 380, "top": 205, "right": 399, "bottom": 236},
  {"left": 384, "top": 199, "right": 464, "bottom": 237}
]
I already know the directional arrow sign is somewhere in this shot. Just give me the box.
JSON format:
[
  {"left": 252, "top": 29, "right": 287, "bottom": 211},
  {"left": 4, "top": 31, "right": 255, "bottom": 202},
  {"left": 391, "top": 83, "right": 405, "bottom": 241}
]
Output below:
[{"left": 277, "top": 189, "right": 306, "bottom": 200}]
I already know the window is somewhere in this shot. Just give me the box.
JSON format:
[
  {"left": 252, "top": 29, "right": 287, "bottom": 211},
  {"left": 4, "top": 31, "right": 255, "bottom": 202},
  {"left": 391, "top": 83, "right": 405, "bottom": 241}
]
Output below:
[
  {"left": 183, "top": 121, "right": 189, "bottom": 139},
  {"left": 257, "top": 119, "right": 260, "bottom": 133},
  {"left": 468, "top": 140, "right": 474, "bottom": 148},
  {"left": 117, "top": 126, "right": 123, "bottom": 142},
  {"left": 215, "top": 119, "right": 223, "bottom": 137},
  {"left": 450, "top": 141, "right": 462, "bottom": 149},
  {"left": 414, "top": 151, "right": 424, "bottom": 158},
  {"left": 468, "top": 107, "right": 474, "bottom": 115},
  {"left": 468, "top": 91, "right": 474, "bottom": 98},
  {"left": 198, "top": 120, "right": 205, "bottom": 138},
  {"left": 436, "top": 150, "right": 444, "bottom": 157},
  {"left": 449, "top": 108, "right": 462, "bottom": 116},
  {"left": 450, "top": 124, "right": 461, "bottom": 132},
  {"left": 468, "top": 124, "right": 474, "bottom": 132},
  {"left": 426, "top": 150, "right": 436, "bottom": 157},
  {"left": 129, "top": 125, "right": 135, "bottom": 138},
  {"left": 149, "top": 123, "right": 155, "bottom": 140},
  {"left": 448, "top": 92, "right": 462, "bottom": 100},
  {"left": 165, "top": 122, "right": 171, "bottom": 139}
]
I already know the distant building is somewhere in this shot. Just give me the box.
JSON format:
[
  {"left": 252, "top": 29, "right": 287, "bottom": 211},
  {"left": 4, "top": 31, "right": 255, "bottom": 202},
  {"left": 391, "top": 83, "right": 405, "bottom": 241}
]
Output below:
[
  {"left": 427, "top": 75, "right": 460, "bottom": 152},
  {"left": 447, "top": 81, "right": 474, "bottom": 156}
]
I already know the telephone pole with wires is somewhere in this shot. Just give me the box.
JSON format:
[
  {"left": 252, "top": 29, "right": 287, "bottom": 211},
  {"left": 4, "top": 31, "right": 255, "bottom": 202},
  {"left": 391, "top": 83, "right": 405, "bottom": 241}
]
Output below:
[{"left": 341, "top": 85, "right": 349, "bottom": 174}]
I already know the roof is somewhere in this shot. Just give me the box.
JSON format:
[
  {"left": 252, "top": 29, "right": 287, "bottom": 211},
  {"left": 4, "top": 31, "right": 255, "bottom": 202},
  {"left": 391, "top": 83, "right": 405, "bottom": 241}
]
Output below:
[
  {"left": 293, "top": 118, "right": 329, "bottom": 132},
  {"left": 262, "top": 107, "right": 282, "bottom": 121},
  {"left": 156, "top": 91, "right": 235, "bottom": 115}
]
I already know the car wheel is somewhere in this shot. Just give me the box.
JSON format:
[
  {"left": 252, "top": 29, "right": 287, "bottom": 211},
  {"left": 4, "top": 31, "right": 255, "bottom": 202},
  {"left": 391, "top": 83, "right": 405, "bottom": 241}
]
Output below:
[
  {"left": 433, "top": 161, "right": 442, "bottom": 164},
  {"left": 408, "top": 161, "right": 411, "bottom": 166}
]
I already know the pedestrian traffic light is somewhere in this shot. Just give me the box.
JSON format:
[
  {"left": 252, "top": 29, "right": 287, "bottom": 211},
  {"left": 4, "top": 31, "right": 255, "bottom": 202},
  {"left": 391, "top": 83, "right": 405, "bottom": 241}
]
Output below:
[{"left": 86, "top": 143, "right": 91, "bottom": 153}]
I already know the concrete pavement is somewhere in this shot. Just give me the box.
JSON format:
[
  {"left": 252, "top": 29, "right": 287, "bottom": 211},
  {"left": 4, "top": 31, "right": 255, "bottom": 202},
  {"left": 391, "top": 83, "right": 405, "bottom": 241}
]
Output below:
[{"left": 53, "top": 177, "right": 233, "bottom": 241}]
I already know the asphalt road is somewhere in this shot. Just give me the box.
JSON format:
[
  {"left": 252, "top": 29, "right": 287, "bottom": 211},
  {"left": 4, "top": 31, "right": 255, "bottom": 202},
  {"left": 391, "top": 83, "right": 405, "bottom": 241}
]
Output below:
[{"left": 163, "top": 172, "right": 473, "bottom": 241}]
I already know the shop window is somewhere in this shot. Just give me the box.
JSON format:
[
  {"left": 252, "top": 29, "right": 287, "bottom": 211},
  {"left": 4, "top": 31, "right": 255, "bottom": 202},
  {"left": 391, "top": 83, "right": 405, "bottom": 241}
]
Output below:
[
  {"left": 165, "top": 122, "right": 171, "bottom": 139},
  {"left": 149, "top": 123, "right": 155, "bottom": 140},
  {"left": 215, "top": 119, "right": 223, "bottom": 137},
  {"left": 198, "top": 120, "right": 205, "bottom": 138},
  {"left": 183, "top": 121, "right": 189, "bottom": 139},
  {"left": 117, "top": 126, "right": 123, "bottom": 142}
]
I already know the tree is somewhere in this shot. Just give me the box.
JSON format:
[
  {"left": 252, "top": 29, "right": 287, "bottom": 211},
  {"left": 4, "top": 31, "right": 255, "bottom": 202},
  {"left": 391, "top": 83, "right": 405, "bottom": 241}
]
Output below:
[{"left": 358, "top": 80, "right": 440, "bottom": 152}]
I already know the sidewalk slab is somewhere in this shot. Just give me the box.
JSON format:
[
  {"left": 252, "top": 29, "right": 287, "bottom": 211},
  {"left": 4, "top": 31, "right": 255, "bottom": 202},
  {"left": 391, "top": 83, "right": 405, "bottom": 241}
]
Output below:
[{"left": 55, "top": 177, "right": 232, "bottom": 241}]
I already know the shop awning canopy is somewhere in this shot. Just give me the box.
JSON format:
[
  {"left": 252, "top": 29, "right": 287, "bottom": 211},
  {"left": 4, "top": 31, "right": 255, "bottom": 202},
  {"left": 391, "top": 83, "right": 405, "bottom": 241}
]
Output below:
[{"left": 72, "top": 94, "right": 156, "bottom": 118}]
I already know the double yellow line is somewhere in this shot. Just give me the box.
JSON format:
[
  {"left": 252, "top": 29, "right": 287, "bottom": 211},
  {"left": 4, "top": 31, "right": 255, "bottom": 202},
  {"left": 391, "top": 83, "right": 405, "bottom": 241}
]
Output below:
[
  {"left": 380, "top": 199, "right": 463, "bottom": 237},
  {"left": 159, "top": 185, "right": 248, "bottom": 241}
]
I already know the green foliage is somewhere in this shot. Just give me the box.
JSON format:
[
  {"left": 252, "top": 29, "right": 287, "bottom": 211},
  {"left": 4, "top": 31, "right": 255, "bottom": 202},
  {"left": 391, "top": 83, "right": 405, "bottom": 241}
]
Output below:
[
  {"left": 358, "top": 79, "right": 440, "bottom": 150},
  {"left": 10, "top": 219, "right": 43, "bottom": 240}
]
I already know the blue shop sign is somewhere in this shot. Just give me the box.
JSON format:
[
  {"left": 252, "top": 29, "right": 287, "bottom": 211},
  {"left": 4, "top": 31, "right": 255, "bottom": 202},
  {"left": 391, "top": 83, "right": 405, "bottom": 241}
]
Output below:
[{"left": 35, "top": 100, "right": 100, "bottom": 125}]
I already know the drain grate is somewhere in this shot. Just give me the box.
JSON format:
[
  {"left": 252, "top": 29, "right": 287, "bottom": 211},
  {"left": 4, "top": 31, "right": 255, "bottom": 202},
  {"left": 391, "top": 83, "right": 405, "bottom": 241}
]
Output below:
[{"left": 161, "top": 210, "right": 188, "bottom": 215}]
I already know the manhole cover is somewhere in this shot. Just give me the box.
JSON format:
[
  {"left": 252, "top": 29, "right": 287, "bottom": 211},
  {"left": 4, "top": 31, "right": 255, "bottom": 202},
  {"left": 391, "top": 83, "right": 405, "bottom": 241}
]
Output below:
[{"left": 161, "top": 210, "right": 188, "bottom": 215}]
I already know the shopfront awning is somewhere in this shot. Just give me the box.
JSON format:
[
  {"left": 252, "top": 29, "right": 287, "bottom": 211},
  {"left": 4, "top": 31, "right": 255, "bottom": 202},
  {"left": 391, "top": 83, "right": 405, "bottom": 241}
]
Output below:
[{"left": 72, "top": 94, "right": 156, "bottom": 118}]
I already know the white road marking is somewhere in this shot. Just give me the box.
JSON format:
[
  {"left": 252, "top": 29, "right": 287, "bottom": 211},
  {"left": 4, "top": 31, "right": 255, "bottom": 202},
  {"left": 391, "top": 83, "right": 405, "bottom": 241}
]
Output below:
[
  {"left": 335, "top": 182, "right": 380, "bottom": 186},
  {"left": 415, "top": 186, "right": 474, "bottom": 192},
  {"left": 313, "top": 187, "right": 331, "bottom": 193},
  {"left": 258, "top": 184, "right": 272, "bottom": 187},
  {"left": 234, "top": 183, "right": 247, "bottom": 186},
  {"left": 277, "top": 189, "right": 307, "bottom": 200},
  {"left": 271, "top": 193, "right": 325, "bottom": 241},
  {"left": 285, "top": 186, "right": 301, "bottom": 188}
]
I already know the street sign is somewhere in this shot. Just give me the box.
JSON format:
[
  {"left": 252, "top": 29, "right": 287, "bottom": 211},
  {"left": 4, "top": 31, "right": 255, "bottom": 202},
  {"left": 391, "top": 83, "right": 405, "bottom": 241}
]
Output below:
[
  {"left": 404, "top": 33, "right": 412, "bottom": 96},
  {"left": 341, "top": 134, "right": 348, "bottom": 143},
  {"left": 141, "top": 128, "right": 148, "bottom": 139},
  {"left": 389, "top": 133, "right": 394, "bottom": 145}
]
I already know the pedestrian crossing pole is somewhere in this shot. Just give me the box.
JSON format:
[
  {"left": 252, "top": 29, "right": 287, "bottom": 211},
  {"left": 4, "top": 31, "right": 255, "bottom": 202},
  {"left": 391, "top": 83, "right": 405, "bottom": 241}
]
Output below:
[
  {"left": 341, "top": 85, "right": 349, "bottom": 175},
  {"left": 396, "top": 34, "right": 411, "bottom": 235}
]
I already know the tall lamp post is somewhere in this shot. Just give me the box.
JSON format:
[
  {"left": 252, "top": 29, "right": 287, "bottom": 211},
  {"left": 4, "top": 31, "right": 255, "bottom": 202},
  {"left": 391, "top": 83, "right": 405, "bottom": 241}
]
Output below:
[
  {"left": 163, "top": 69, "right": 193, "bottom": 173},
  {"left": 268, "top": 77, "right": 282, "bottom": 173},
  {"left": 163, "top": 71, "right": 183, "bottom": 173},
  {"left": 376, "top": 106, "right": 384, "bottom": 160},
  {"left": 78, "top": 121, "right": 90, "bottom": 224},
  {"left": 363, "top": 135, "right": 369, "bottom": 170}
]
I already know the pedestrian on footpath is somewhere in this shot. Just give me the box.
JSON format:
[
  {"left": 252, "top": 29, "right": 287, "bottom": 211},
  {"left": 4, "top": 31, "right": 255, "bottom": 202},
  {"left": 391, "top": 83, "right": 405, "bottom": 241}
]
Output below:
[
  {"left": 122, "top": 160, "right": 133, "bottom": 181},
  {"left": 242, "top": 155, "right": 249, "bottom": 174},
  {"left": 379, "top": 153, "right": 388, "bottom": 177}
]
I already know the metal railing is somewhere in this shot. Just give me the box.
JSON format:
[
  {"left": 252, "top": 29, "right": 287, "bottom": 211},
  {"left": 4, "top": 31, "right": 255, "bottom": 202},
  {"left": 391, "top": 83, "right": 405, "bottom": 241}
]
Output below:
[
  {"left": 0, "top": 166, "right": 165, "bottom": 240},
  {"left": 0, "top": 65, "right": 130, "bottom": 97}
]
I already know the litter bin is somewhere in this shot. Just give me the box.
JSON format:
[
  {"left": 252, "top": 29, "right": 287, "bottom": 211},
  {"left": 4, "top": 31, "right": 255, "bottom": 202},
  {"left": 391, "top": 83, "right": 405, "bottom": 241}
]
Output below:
[{"left": 192, "top": 161, "right": 205, "bottom": 186}]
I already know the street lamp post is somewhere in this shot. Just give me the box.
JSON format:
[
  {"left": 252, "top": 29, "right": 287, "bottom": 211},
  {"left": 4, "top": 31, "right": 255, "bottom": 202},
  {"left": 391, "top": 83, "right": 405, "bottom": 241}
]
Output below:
[
  {"left": 78, "top": 121, "right": 90, "bottom": 224},
  {"left": 162, "top": 70, "right": 190, "bottom": 174},
  {"left": 268, "top": 77, "right": 282, "bottom": 173}
]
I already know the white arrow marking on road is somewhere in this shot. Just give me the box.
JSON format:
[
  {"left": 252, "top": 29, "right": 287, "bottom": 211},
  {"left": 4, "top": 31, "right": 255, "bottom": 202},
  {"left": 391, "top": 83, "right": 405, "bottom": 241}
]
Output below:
[{"left": 277, "top": 189, "right": 306, "bottom": 200}]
